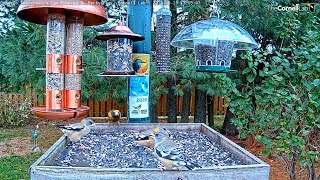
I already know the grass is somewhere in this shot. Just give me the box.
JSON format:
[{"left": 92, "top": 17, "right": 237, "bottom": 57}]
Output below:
[
  {"left": 0, "top": 154, "right": 41, "bottom": 180},
  {"left": 0, "top": 127, "right": 30, "bottom": 142},
  {"left": 0, "top": 124, "right": 61, "bottom": 180}
]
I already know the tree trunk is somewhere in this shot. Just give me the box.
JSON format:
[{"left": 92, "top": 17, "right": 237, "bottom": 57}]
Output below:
[
  {"left": 150, "top": 102, "right": 158, "bottom": 123},
  {"left": 207, "top": 95, "right": 214, "bottom": 128},
  {"left": 289, "top": 155, "right": 297, "bottom": 180},
  {"left": 194, "top": 88, "right": 206, "bottom": 123},
  {"left": 221, "top": 106, "right": 238, "bottom": 136},
  {"left": 309, "top": 160, "right": 315, "bottom": 180},
  {"left": 167, "top": 76, "right": 177, "bottom": 123},
  {"left": 181, "top": 87, "right": 191, "bottom": 123},
  {"left": 222, "top": 51, "right": 246, "bottom": 135}
]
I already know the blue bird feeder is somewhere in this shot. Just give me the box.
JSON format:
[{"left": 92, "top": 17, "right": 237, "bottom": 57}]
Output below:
[
  {"left": 96, "top": 22, "right": 145, "bottom": 76},
  {"left": 171, "top": 18, "right": 258, "bottom": 72}
]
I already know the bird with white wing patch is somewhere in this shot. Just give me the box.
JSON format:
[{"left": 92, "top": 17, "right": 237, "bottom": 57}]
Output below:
[
  {"left": 152, "top": 128, "right": 201, "bottom": 170},
  {"left": 55, "top": 118, "right": 95, "bottom": 142}
]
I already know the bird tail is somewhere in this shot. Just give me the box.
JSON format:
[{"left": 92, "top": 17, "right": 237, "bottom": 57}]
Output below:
[
  {"left": 53, "top": 124, "right": 68, "bottom": 134},
  {"left": 54, "top": 124, "right": 64, "bottom": 128},
  {"left": 182, "top": 162, "right": 201, "bottom": 170}
]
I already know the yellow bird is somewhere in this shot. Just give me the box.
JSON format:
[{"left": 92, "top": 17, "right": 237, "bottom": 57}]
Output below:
[
  {"left": 107, "top": 109, "right": 121, "bottom": 124},
  {"left": 152, "top": 129, "right": 201, "bottom": 170},
  {"left": 134, "top": 127, "right": 171, "bottom": 149},
  {"left": 55, "top": 118, "right": 95, "bottom": 142}
]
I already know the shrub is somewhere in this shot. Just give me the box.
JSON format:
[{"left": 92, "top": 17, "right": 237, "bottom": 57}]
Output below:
[
  {"left": 229, "top": 13, "right": 320, "bottom": 179},
  {"left": 0, "top": 96, "right": 33, "bottom": 127}
]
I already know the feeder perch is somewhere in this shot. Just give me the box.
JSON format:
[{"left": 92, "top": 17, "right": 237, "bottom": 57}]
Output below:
[
  {"left": 171, "top": 18, "right": 258, "bottom": 72},
  {"left": 17, "top": 0, "right": 107, "bottom": 120},
  {"left": 155, "top": 7, "right": 172, "bottom": 73},
  {"left": 96, "top": 22, "right": 145, "bottom": 76}
]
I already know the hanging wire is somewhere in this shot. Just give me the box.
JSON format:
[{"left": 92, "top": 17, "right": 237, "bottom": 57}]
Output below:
[
  {"left": 210, "top": 0, "right": 221, "bottom": 18},
  {"left": 120, "top": 10, "right": 128, "bottom": 26},
  {"left": 161, "top": 0, "right": 165, "bottom": 6}
]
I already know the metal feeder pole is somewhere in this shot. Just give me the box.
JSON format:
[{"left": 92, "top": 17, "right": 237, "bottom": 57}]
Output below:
[{"left": 128, "top": 0, "right": 152, "bottom": 123}]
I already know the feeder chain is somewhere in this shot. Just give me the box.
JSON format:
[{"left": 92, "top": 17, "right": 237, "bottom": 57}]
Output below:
[{"left": 210, "top": 0, "right": 221, "bottom": 18}]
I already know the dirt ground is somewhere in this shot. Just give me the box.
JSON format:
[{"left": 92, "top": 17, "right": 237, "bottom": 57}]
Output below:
[
  {"left": 227, "top": 135, "right": 320, "bottom": 180},
  {"left": 0, "top": 137, "right": 33, "bottom": 156}
]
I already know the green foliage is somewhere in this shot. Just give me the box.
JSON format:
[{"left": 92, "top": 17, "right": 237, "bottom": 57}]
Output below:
[
  {"left": 0, "top": 19, "right": 46, "bottom": 95},
  {"left": 0, "top": 96, "right": 33, "bottom": 127},
  {"left": 0, "top": 154, "right": 41, "bottom": 180},
  {"left": 81, "top": 27, "right": 128, "bottom": 103},
  {"left": 0, "top": 126, "right": 30, "bottom": 142},
  {"left": 150, "top": 62, "right": 167, "bottom": 105},
  {"left": 0, "top": 0, "right": 20, "bottom": 36},
  {"left": 171, "top": 51, "right": 236, "bottom": 97},
  {"left": 229, "top": 12, "right": 320, "bottom": 176}
]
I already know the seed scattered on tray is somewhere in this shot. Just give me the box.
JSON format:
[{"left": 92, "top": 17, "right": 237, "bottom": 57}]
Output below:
[{"left": 55, "top": 129, "right": 245, "bottom": 168}]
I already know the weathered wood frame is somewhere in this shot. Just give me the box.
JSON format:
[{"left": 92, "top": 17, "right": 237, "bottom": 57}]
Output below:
[{"left": 30, "top": 123, "right": 270, "bottom": 180}]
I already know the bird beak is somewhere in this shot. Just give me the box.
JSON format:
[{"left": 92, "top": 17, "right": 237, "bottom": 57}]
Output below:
[
  {"left": 142, "top": 61, "right": 146, "bottom": 63},
  {"left": 149, "top": 134, "right": 155, "bottom": 139},
  {"left": 92, "top": 123, "right": 96, "bottom": 127}
]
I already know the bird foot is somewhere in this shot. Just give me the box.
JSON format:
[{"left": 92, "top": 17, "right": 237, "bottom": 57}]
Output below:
[{"left": 158, "top": 163, "right": 166, "bottom": 171}]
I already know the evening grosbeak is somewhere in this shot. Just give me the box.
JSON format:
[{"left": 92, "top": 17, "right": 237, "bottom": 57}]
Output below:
[
  {"left": 152, "top": 129, "right": 201, "bottom": 170},
  {"left": 107, "top": 110, "right": 121, "bottom": 124},
  {"left": 134, "top": 127, "right": 171, "bottom": 149},
  {"left": 55, "top": 118, "right": 95, "bottom": 142}
]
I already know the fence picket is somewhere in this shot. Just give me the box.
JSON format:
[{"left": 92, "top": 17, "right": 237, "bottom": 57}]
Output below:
[{"left": 1, "top": 91, "right": 227, "bottom": 117}]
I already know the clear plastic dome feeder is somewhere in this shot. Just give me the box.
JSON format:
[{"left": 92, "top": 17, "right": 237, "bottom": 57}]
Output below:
[
  {"left": 171, "top": 18, "right": 258, "bottom": 72},
  {"left": 96, "top": 22, "right": 145, "bottom": 76}
]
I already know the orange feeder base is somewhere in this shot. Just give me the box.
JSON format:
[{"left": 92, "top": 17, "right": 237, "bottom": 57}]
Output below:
[{"left": 32, "top": 106, "right": 89, "bottom": 120}]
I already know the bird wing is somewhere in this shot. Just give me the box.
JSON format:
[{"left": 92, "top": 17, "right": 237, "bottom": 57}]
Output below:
[
  {"left": 155, "top": 147, "right": 184, "bottom": 161},
  {"left": 68, "top": 127, "right": 90, "bottom": 141},
  {"left": 155, "top": 139, "right": 201, "bottom": 170},
  {"left": 132, "top": 62, "right": 139, "bottom": 72},
  {"left": 107, "top": 111, "right": 113, "bottom": 120},
  {"left": 155, "top": 140, "right": 183, "bottom": 161},
  {"left": 56, "top": 122, "right": 84, "bottom": 132},
  {"left": 135, "top": 134, "right": 149, "bottom": 141},
  {"left": 135, "top": 129, "right": 152, "bottom": 140}
]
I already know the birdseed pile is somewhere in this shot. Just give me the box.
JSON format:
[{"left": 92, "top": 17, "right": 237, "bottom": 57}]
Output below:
[{"left": 54, "top": 129, "right": 245, "bottom": 168}]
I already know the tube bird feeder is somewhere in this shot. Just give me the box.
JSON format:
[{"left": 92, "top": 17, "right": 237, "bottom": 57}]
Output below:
[
  {"left": 17, "top": 0, "right": 107, "bottom": 120},
  {"left": 155, "top": 7, "right": 172, "bottom": 73},
  {"left": 96, "top": 22, "right": 145, "bottom": 76},
  {"left": 65, "top": 13, "right": 84, "bottom": 110}
]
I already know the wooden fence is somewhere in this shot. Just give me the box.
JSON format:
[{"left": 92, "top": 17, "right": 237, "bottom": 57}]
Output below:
[{"left": 0, "top": 92, "right": 227, "bottom": 117}]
